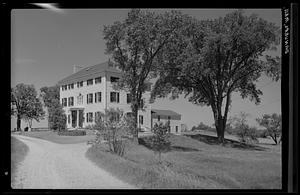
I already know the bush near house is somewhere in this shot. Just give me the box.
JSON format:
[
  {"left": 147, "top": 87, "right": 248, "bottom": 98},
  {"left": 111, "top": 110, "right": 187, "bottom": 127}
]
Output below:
[
  {"left": 91, "top": 108, "right": 132, "bottom": 157},
  {"left": 57, "top": 130, "right": 86, "bottom": 136},
  {"left": 148, "top": 122, "right": 171, "bottom": 162}
]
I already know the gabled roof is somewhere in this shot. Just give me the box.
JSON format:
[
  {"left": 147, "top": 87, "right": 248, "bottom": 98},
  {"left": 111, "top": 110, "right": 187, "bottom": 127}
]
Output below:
[
  {"left": 57, "top": 61, "right": 121, "bottom": 86},
  {"left": 151, "top": 109, "right": 181, "bottom": 117}
]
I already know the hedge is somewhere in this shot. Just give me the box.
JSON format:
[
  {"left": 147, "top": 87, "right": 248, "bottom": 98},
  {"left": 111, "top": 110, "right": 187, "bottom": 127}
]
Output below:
[{"left": 57, "top": 130, "right": 86, "bottom": 136}]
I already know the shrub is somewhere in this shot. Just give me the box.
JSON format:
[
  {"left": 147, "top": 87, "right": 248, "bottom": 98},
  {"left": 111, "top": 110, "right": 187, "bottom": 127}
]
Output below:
[
  {"left": 236, "top": 126, "right": 258, "bottom": 144},
  {"left": 230, "top": 112, "right": 258, "bottom": 144},
  {"left": 150, "top": 122, "right": 171, "bottom": 163},
  {"left": 92, "top": 108, "right": 132, "bottom": 157},
  {"left": 57, "top": 130, "right": 86, "bottom": 136},
  {"left": 255, "top": 129, "right": 268, "bottom": 138}
]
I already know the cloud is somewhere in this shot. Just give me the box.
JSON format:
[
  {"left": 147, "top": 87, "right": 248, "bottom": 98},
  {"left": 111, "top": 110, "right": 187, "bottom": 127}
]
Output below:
[{"left": 32, "top": 3, "right": 65, "bottom": 14}]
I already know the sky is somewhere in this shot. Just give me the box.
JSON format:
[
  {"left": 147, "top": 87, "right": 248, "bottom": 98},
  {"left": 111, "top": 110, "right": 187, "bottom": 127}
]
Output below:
[{"left": 11, "top": 8, "right": 281, "bottom": 130}]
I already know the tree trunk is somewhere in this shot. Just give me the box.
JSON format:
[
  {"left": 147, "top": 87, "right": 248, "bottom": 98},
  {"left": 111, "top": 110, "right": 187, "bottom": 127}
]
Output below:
[
  {"left": 273, "top": 134, "right": 278, "bottom": 145},
  {"left": 216, "top": 117, "right": 225, "bottom": 144},
  {"left": 132, "top": 104, "right": 139, "bottom": 144},
  {"left": 17, "top": 114, "right": 21, "bottom": 131}
]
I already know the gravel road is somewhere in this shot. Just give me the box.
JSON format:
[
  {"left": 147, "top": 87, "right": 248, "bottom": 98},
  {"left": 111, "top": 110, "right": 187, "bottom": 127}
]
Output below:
[{"left": 11, "top": 135, "right": 136, "bottom": 189}]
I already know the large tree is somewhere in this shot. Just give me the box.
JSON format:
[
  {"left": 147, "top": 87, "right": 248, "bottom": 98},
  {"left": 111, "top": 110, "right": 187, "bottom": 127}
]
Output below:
[
  {"left": 22, "top": 98, "right": 45, "bottom": 130},
  {"left": 151, "top": 10, "right": 281, "bottom": 143},
  {"left": 11, "top": 83, "right": 45, "bottom": 131},
  {"left": 40, "top": 85, "right": 60, "bottom": 130},
  {"left": 256, "top": 113, "right": 282, "bottom": 145},
  {"left": 48, "top": 100, "right": 66, "bottom": 131},
  {"left": 103, "top": 9, "right": 187, "bottom": 142}
]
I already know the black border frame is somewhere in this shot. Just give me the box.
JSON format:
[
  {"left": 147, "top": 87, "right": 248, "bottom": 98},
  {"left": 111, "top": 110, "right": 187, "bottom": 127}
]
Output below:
[{"left": 1, "top": 1, "right": 298, "bottom": 194}]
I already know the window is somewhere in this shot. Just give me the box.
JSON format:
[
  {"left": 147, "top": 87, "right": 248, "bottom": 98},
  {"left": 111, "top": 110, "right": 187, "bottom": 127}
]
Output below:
[
  {"left": 139, "top": 99, "right": 144, "bottom": 108},
  {"left": 68, "top": 97, "right": 74, "bottom": 106},
  {"left": 87, "top": 79, "right": 93, "bottom": 86},
  {"left": 95, "top": 111, "right": 101, "bottom": 122},
  {"left": 95, "top": 92, "right": 101, "bottom": 103},
  {"left": 68, "top": 115, "right": 70, "bottom": 124},
  {"left": 77, "top": 94, "right": 83, "bottom": 105},
  {"left": 62, "top": 85, "right": 67, "bottom": 91},
  {"left": 110, "top": 92, "right": 119, "bottom": 103},
  {"left": 62, "top": 98, "right": 67, "bottom": 107},
  {"left": 127, "top": 94, "right": 132, "bottom": 104},
  {"left": 87, "top": 93, "right": 93, "bottom": 104},
  {"left": 77, "top": 81, "right": 83, "bottom": 88},
  {"left": 176, "top": 126, "right": 178, "bottom": 133},
  {"left": 86, "top": 112, "right": 93, "bottom": 123},
  {"left": 68, "top": 83, "right": 74, "bottom": 90},
  {"left": 158, "top": 115, "right": 160, "bottom": 122},
  {"left": 110, "top": 112, "right": 120, "bottom": 122},
  {"left": 95, "top": 77, "right": 101, "bottom": 84},
  {"left": 110, "top": 76, "right": 119, "bottom": 83},
  {"left": 139, "top": 115, "right": 144, "bottom": 125}
]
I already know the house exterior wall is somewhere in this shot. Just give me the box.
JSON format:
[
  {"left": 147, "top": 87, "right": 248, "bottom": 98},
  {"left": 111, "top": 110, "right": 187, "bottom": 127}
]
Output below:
[
  {"left": 60, "top": 70, "right": 152, "bottom": 130},
  {"left": 152, "top": 117, "right": 181, "bottom": 135}
]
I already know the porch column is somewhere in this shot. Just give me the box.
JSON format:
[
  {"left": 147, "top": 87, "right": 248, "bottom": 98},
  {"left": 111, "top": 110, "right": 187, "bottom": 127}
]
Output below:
[
  {"left": 69, "top": 110, "right": 71, "bottom": 129},
  {"left": 77, "top": 110, "right": 79, "bottom": 128}
]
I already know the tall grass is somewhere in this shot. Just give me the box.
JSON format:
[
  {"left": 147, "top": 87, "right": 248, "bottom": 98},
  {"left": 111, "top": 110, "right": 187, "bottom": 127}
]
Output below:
[
  {"left": 86, "top": 134, "right": 281, "bottom": 189},
  {"left": 11, "top": 136, "right": 29, "bottom": 187}
]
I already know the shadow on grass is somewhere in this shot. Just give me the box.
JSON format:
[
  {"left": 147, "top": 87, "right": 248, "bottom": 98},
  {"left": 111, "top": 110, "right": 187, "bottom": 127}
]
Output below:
[
  {"left": 185, "top": 134, "right": 268, "bottom": 151},
  {"left": 138, "top": 137, "right": 200, "bottom": 152}
]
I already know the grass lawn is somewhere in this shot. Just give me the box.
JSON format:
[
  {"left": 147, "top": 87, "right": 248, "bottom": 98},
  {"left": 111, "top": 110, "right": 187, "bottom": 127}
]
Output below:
[
  {"left": 14, "top": 130, "right": 96, "bottom": 144},
  {"left": 86, "top": 133, "right": 281, "bottom": 189},
  {"left": 11, "top": 136, "right": 29, "bottom": 186}
]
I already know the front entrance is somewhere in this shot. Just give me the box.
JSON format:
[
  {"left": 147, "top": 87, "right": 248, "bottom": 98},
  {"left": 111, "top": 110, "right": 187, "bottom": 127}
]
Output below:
[{"left": 71, "top": 110, "right": 77, "bottom": 128}]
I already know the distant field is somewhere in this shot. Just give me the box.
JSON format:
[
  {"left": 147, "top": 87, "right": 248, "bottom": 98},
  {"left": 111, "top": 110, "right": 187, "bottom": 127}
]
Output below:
[
  {"left": 11, "top": 136, "right": 29, "bottom": 187},
  {"left": 13, "top": 130, "right": 96, "bottom": 144},
  {"left": 86, "top": 133, "right": 282, "bottom": 189}
]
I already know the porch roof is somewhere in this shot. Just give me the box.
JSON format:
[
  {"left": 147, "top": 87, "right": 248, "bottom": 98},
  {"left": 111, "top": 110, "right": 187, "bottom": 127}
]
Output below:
[{"left": 151, "top": 109, "right": 181, "bottom": 117}]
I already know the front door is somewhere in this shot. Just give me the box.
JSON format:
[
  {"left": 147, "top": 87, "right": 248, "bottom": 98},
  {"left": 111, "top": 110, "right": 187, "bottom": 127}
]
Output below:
[
  {"left": 71, "top": 110, "right": 77, "bottom": 128},
  {"left": 78, "top": 110, "right": 83, "bottom": 128}
]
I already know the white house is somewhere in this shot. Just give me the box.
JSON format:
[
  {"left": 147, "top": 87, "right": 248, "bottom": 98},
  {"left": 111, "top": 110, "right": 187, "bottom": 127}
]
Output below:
[{"left": 58, "top": 61, "right": 182, "bottom": 134}]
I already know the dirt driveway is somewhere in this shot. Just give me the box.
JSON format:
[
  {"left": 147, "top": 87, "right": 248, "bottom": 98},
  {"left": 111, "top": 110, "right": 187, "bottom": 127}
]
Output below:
[{"left": 11, "top": 135, "right": 136, "bottom": 189}]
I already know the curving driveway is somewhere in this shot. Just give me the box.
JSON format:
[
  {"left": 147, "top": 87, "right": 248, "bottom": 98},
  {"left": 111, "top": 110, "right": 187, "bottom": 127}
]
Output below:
[{"left": 11, "top": 135, "right": 136, "bottom": 189}]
